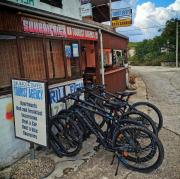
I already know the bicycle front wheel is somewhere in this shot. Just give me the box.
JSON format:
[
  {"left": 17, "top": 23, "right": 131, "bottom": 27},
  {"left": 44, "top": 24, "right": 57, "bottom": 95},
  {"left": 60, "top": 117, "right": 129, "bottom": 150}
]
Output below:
[
  {"left": 113, "top": 125, "right": 164, "bottom": 173},
  {"left": 49, "top": 114, "right": 83, "bottom": 157}
]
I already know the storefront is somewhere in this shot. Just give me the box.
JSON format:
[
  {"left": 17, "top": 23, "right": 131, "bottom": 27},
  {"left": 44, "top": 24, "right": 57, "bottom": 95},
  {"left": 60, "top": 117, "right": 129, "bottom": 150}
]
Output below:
[
  {"left": 0, "top": 8, "right": 99, "bottom": 167},
  {"left": 0, "top": 4, "right": 128, "bottom": 167},
  {"left": 82, "top": 25, "right": 128, "bottom": 93}
]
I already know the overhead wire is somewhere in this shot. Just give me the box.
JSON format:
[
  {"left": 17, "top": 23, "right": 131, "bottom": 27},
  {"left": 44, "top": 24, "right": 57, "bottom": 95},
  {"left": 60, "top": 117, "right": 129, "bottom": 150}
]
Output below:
[{"left": 117, "top": 25, "right": 166, "bottom": 33}]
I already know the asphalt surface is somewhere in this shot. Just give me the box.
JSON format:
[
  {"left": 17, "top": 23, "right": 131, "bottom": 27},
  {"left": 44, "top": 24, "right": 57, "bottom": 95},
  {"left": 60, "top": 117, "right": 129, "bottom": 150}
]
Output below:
[{"left": 131, "top": 66, "right": 180, "bottom": 135}]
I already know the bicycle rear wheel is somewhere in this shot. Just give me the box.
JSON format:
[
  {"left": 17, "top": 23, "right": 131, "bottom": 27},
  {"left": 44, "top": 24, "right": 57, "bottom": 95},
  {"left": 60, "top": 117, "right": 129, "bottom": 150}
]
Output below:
[{"left": 113, "top": 125, "right": 164, "bottom": 173}]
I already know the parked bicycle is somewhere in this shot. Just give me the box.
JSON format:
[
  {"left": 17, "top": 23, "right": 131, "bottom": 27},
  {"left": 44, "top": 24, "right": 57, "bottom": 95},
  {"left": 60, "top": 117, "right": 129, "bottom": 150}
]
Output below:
[
  {"left": 49, "top": 89, "right": 164, "bottom": 175},
  {"left": 84, "top": 83, "right": 163, "bottom": 132}
]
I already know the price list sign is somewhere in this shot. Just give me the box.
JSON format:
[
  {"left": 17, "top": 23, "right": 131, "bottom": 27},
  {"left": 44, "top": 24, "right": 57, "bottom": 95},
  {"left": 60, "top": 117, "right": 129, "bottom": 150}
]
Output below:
[{"left": 12, "top": 79, "right": 48, "bottom": 146}]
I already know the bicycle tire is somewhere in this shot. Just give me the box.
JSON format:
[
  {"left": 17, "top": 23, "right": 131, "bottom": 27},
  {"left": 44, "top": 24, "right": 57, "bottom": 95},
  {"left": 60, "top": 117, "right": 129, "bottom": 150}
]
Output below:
[
  {"left": 113, "top": 125, "right": 164, "bottom": 173},
  {"left": 49, "top": 114, "right": 83, "bottom": 157},
  {"left": 120, "top": 110, "right": 158, "bottom": 136},
  {"left": 131, "top": 102, "right": 163, "bottom": 131},
  {"left": 58, "top": 109, "right": 89, "bottom": 140}
]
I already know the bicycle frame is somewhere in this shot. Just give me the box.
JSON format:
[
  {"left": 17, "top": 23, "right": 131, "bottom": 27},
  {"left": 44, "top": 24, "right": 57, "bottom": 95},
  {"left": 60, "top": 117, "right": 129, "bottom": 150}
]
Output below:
[{"left": 64, "top": 97, "right": 139, "bottom": 153}]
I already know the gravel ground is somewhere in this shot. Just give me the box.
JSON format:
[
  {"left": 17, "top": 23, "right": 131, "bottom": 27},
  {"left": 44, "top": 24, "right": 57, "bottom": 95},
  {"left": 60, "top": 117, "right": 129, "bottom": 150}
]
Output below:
[{"left": 10, "top": 157, "right": 55, "bottom": 179}]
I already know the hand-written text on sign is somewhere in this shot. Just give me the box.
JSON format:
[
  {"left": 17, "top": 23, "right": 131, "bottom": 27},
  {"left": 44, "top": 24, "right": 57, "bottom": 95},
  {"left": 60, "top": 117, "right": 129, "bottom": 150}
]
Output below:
[{"left": 12, "top": 80, "right": 47, "bottom": 146}]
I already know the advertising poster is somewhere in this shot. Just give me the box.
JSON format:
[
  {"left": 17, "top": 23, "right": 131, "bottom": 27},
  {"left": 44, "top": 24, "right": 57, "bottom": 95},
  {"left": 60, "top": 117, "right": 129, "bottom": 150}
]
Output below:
[
  {"left": 72, "top": 43, "right": 79, "bottom": 57},
  {"left": 65, "top": 45, "right": 72, "bottom": 58},
  {"left": 12, "top": 79, "right": 48, "bottom": 146}
]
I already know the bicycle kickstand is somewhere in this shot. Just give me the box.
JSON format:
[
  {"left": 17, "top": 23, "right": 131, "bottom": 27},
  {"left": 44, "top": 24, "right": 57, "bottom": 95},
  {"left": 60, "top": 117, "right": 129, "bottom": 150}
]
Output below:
[
  {"left": 115, "top": 159, "right": 120, "bottom": 176},
  {"left": 110, "top": 153, "right": 116, "bottom": 165}
]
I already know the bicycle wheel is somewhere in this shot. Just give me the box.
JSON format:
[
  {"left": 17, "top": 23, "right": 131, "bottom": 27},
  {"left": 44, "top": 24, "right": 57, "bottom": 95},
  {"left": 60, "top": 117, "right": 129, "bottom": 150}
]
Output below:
[
  {"left": 120, "top": 110, "right": 158, "bottom": 136},
  {"left": 113, "top": 125, "right": 164, "bottom": 173},
  {"left": 130, "top": 102, "right": 163, "bottom": 131},
  {"left": 49, "top": 114, "right": 83, "bottom": 157},
  {"left": 58, "top": 109, "right": 89, "bottom": 140}
]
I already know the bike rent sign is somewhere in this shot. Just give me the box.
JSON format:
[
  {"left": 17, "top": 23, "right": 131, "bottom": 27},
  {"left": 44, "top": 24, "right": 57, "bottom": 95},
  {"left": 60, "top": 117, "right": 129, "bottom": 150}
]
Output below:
[{"left": 12, "top": 79, "right": 48, "bottom": 146}]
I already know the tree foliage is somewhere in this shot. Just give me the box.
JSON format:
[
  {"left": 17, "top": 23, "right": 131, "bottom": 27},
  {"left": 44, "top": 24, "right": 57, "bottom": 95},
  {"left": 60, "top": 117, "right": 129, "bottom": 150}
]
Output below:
[{"left": 129, "top": 18, "right": 179, "bottom": 66}]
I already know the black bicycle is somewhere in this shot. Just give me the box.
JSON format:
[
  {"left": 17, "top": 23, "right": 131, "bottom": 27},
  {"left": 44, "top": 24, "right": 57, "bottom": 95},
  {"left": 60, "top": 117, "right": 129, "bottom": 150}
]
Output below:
[
  {"left": 49, "top": 90, "right": 164, "bottom": 175},
  {"left": 84, "top": 85, "right": 158, "bottom": 136},
  {"left": 85, "top": 83, "right": 163, "bottom": 132}
]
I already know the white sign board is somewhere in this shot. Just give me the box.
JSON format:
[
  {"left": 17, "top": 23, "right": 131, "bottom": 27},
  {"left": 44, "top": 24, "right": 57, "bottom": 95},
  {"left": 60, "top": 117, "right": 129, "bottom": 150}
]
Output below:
[
  {"left": 112, "top": 7, "right": 132, "bottom": 18},
  {"left": 81, "top": 3, "right": 92, "bottom": 17},
  {"left": 12, "top": 79, "right": 48, "bottom": 146}
]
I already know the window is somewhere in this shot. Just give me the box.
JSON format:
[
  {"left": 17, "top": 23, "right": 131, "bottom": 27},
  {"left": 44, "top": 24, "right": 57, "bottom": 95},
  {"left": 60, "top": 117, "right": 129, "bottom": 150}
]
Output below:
[
  {"left": 46, "top": 39, "right": 65, "bottom": 79},
  {"left": 40, "top": 0, "right": 62, "bottom": 8},
  {"left": 20, "top": 37, "right": 46, "bottom": 80},
  {"left": 70, "top": 57, "right": 80, "bottom": 77},
  {"left": 0, "top": 35, "right": 20, "bottom": 88}
]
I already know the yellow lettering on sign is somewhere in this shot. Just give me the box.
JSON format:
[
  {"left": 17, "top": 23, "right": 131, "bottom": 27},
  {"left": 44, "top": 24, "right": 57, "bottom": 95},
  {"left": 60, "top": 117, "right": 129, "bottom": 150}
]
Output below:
[{"left": 112, "top": 19, "right": 132, "bottom": 28}]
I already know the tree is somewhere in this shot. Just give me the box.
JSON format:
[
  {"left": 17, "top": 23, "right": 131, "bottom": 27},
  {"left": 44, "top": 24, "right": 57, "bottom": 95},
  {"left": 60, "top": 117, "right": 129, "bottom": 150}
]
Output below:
[{"left": 129, "top": 18, "right": 179, "bottom": 65}]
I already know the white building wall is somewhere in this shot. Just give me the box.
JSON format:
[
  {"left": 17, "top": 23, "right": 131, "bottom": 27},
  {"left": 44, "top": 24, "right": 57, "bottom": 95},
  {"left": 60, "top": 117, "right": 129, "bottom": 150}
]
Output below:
[
  {"left": 0, "top": 95, "right": 29, "bottom": 169},
  {"left": 7, "top": 0, "right": 82, "bottom": 20},
  {"left": 0, "top": 78, "right": 84, "bottom": 168},
  {"left": 0, "top": 0, "right": 83, "bottom": 168}
]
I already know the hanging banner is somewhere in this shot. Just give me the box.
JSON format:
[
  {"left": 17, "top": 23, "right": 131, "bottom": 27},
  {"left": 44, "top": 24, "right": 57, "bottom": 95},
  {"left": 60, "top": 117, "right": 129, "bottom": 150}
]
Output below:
[{"left": 12, "top": 79, "right": 48, "bottom": 146}]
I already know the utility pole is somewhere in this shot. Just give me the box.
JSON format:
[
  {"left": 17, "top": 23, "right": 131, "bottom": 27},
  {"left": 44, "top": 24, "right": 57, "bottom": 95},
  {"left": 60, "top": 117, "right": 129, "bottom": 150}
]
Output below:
[
  {"left": 109, "top": 0, "right": 112, "bottom": 27},
  {"left": 99, "top": 29, "right": 105, "bottom": 84},
  {"left": 176, "top": 20, "right": 179, "bottom": 68}
]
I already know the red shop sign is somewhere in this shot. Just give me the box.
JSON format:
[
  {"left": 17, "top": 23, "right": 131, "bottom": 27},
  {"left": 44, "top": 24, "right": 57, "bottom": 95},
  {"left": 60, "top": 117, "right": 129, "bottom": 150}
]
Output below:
[
  {"left": 21, "top": 17, "right": 98, "bottom": 41},
  {"left": 67, "top": 26, "right": 98, "bottom": 41},
  {"left": 22, "top": 17, "right": 67, "bottom": 37}
]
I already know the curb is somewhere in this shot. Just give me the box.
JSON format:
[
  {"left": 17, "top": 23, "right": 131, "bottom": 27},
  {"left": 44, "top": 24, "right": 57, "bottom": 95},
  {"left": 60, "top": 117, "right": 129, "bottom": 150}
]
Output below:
[{"left": 129, "top": 76, "right": 147, "bottom": 103}]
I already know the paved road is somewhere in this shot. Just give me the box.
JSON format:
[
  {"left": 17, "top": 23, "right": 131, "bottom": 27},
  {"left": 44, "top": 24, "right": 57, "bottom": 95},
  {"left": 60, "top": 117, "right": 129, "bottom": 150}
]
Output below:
[{"left": 131, "top": 66, "right": 180, "bottom": 135}]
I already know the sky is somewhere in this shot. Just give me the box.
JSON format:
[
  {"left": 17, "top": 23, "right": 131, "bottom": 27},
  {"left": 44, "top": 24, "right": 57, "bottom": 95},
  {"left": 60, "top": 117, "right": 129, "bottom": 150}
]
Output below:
[{"left": 111, "top": 0, "right": 180, "bottom": 42}]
